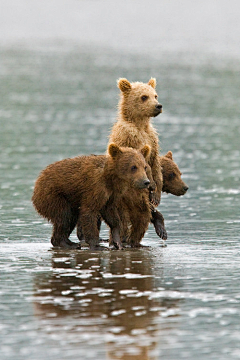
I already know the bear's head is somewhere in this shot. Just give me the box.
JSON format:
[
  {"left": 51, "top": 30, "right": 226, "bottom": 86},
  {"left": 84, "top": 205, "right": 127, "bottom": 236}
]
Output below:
[
  {"left": 108, "top": 143, "right": 151, "bottom": 189},
  {"left": 117, "top": 78, "right": 162, "bottom": 122},
  {"left": 160, "top": 151, "right": 189, "bottom": 196}
]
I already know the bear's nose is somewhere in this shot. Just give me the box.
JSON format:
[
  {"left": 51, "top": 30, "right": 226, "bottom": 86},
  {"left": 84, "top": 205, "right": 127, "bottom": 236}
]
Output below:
[
  {"left": 183, "top": 185, "right": 189, "bottom": 192},
  {"left": 155, "top": 103, "right": 162, "bottom": 111},
  {"left": 144, "top": 179, "right": 150, "bottom": 187}
]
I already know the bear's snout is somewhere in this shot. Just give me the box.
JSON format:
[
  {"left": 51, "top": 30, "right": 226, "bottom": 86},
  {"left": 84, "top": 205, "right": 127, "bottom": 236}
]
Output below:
[
  {"left": 156, "top": 103, "right": 162, "bottom": 111},
  {"left": 135, "top": 178, "right": 150, "bottom": 189},
  {"left": 143, "top": 179, "right": 150, "bottom": 187},
  {"left": 178, "top": 183, "right": 189, "bottom": 196},
  {"left": 153, "top": 103, "right": 162, "bottom": 116}
]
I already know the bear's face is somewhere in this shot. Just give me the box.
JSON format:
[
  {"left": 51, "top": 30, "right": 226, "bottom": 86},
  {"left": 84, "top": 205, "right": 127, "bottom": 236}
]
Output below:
[
  {"left": 108, "top": 143, "right": 151, "bottom": 189},
  {"left": 161, "top": 151, "right": 189, "bottom": 196},
  {"left": 118, "top": 78, "right": 162, "bottom": 121}
]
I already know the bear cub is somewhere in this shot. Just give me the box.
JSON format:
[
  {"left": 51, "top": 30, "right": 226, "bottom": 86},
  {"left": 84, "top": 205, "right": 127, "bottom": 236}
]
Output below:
[
  {"left": 160, "top": 151, "right": 188, "bottom": 196},
  {"left": 109, "top": 77, "right": 163, "bottom": 205},
  {"left": 118, "top": 150, "right": 189, "bottom": 246},
  {"left": 151, "top": 151, "right": 189, "bottom": 238},
  {"left": 32, "top": 144, "right": 151, "bottom": 250},
  {"left": 108, "top": 77, "right": 167, "bottom": 239}
]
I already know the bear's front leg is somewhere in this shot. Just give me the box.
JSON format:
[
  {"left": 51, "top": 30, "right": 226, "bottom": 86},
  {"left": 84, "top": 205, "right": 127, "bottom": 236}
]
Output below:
[
  {"left": 76, "top": 216, "right": 103, "bottom": 243},
  {"left": 128, "top": 211, "right": 150, "bottom": 248},
  {"left": 100, "top": 203, "right": 124, "bottom": 250},
  {"left": 150, "top": 156, "right": 163, "bottom": 206},
  {"left": 151, "top": 209, "right": 167, "bottom": 240},
  {"left": 149, "top": 190, "right": 161, "bottom": 206},
  {"left": 110, "top": 227, "right": 123, "bottom": 250}
]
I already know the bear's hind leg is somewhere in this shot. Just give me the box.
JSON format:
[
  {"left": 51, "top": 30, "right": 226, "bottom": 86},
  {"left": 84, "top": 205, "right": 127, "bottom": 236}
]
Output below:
[{"left": 51, "top": 203, "right": 80, "bottom": 249}]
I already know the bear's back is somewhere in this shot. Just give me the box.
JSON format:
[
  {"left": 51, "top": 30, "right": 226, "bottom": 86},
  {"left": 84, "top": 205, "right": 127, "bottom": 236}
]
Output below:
[{"left": 33, "top": 154, "right": 107, "bottom": 205}]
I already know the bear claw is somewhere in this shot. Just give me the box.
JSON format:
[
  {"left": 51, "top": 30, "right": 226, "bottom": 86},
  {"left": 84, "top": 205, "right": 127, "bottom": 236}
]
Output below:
[
  {"left": 112, "top": 242, "right": 124, "bottom": 250},
  {"left": 52, "top": 239, "right": 81, "bottom": 250},
  {"left": 154, "top": 224, "right": 168, "bottom": 240},
  {"left": 149, "top": 192, "right": 161, "bottom": 206},
  {"left": 89, "top": 245, "right": 109, "bottom": 251}
]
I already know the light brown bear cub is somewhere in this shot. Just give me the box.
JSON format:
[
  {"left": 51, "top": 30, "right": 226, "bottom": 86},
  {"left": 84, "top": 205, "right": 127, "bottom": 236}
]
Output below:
[
  {"left": 108, "top": 77, "right": 167, "bottom": 238},
  {"left": 109, "top": 77, "right": 163, "bottom": 205},
  {"left": 32, "top": 144, "right": 151, "bottom": 250}
]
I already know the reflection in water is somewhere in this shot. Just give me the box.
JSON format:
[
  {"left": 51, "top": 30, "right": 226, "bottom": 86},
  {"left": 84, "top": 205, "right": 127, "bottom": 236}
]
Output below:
[
  {"left": 1, "top": 2, "right": 240, "bottom": 356},
  {"left": 33, "top": 249, "right": 181, "bottom": 359}
]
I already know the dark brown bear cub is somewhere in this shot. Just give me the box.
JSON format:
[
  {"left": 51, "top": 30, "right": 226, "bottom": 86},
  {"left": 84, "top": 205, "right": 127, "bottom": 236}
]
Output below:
[
  {"left": 160, "top": 151, "right": 188, "bottom": 196},
  {"left": 32, "top": 144, "right": 150, "bottom": 250},
  {"left": 118, "top": 151, "right": 189, "bottom": 246},
  {"left": 151, "top": 151, "right": 189, "bottom": 239}
]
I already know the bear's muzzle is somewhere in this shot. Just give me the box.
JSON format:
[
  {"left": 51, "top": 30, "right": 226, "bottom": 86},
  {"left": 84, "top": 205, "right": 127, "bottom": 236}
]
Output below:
[
  {"left": 153, "top": 103, "right": 163, "bottom": 117},
  {"left": 135, "top": 178, "right": 151, "bottom": 189}
]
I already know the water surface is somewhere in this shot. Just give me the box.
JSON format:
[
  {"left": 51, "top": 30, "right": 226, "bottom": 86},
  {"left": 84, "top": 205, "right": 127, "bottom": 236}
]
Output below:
[{"left": 1, "top": 1, "right": 240, "bottom": 359}]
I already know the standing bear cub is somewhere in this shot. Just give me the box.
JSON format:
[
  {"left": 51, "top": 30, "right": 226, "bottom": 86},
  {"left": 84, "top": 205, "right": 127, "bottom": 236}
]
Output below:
[
  {"left": 32, "top": 144, "right": 151, "bottom": 250},
  {"left": 108, "top": 78, "right": 167, "bottom": 238},
  {"left": 109, "top": 77, "right": 163, "bottom": 205}
]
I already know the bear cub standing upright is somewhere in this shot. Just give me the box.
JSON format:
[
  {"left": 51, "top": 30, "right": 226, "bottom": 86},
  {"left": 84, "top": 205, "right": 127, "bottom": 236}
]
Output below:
[
  {"left": 108, "top": 77, "right": 167, "bottom": 238},
  {"left": 109, "top": 77, "right": 163, "bottom": 204}
]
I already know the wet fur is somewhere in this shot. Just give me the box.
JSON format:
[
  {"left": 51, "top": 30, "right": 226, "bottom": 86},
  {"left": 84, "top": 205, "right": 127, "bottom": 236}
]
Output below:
[
  {"left": 32, "top": 144, "right": 151, "bottom": 250},
  {"left": 109, "top": 78, "right": 163, "bottom": 204}
]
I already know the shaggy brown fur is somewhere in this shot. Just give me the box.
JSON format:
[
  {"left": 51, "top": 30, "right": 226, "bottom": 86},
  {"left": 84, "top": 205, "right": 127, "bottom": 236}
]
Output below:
[
  {"left": 151, "top": 151, "right": 189, "bottom": 238},
  {"left": 118, "top": 151, "right": 189, "bottom": 246},
  {"left": 32, "top": 144, "right": 151, "bottom": 250},
  {"left": 101, "top": 145, "right": 153, "bottom": 249},
  {"left": 110, "top": 185, "right": 152, "bottom": 248},
  {"left": 109, "top": 78, "right": 163, "bottom": 204},
  {"left": 160, "top": 151, "right": 189, "bottom": 196},
  {"left": 108, "top": 78, "right": 167, "bottom": 238}
]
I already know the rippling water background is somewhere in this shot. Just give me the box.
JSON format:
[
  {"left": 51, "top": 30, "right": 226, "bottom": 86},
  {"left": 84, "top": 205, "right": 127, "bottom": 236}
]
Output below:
[{"left": 1, "top": 1, "right": 240, "bottom": 359}]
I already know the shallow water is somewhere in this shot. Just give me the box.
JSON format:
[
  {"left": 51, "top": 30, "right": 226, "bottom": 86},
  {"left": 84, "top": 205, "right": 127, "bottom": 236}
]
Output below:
[
  {"left": 1, "top": 1, "right": 240, "bottom": 359},
  {"left": 1, "top": 241, "right": 240, "bottom": 360}
]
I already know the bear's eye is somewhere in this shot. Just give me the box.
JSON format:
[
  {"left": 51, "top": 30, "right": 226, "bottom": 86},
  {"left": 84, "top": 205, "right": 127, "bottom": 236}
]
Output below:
[
  {"left": 168, "top": 172, "right": 176, "bottom": 180},
  {"left": 141, "top": 95, "right": 148, "bottom": 102},
  {"left": 155, "top": 95, "right": 158, "bottom": 99},
  {"left": 131, "top": 165, "right": 138, "bottom": 172},
  {"left": 144, "top": 166, "right": 147, "bottom": 171}
]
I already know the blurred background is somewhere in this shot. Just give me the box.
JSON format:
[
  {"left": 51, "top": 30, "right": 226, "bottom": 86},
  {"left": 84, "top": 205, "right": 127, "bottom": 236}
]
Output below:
[{"left": 0, "top": 1, "right": 240, "bottom": 359}]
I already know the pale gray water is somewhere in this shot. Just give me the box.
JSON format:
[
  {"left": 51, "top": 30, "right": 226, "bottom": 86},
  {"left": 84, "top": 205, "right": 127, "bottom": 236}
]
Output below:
[{"left": 1, "top": 1, "right": 240, "bottom": 359}]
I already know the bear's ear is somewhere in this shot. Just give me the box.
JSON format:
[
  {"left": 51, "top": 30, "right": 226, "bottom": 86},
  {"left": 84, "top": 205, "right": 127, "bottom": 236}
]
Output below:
[
  {"left": 118, "top": 78, "right": 132, "bottom": 94},
  {"left": 165, "top": 151, "right": 173, "bottom": 160},
  {"left": 108, "top": 143, "right": 123, "bottom": 158},
  {"left": 140, "top": 145, "right": 151, "bottom": 160},
  {"left": 148, "top": 78, "right": 156, "bottom": 89}
]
